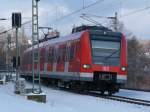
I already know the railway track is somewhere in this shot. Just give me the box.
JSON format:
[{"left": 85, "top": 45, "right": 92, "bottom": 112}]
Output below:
[
  {"left": 55, "top": 86, "right": 150, "bottom": 106},
  {"left": 88, "top": 91, "right": 150, "bottom": 107},
  {"left": 48, "top": 85, "right": 150, "bottom": 107},
  {"left": 26, "top": 80, "right": 150, "bottom": 107}
]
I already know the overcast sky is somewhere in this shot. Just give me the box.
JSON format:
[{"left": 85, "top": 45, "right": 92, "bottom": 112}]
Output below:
[{"left": 0, "top": 0, "right": 150, "bottom": 40}]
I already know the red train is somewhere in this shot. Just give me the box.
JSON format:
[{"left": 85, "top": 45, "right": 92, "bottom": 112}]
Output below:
[{"left": 21, "top": 26, "right": 127, "bottom": 95}]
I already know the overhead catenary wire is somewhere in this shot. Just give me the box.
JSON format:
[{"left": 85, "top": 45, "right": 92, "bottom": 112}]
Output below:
[
  {"left": 0, "top": 20, "right": 32, "bottom": 35},
  {"left": 81, "top": 13, "right": 115, "bottom": 19},
  {"left": 52, "top": 0, "right": 150, "bottom": 31},
  {"left": 120, "top": 6, "right": 150, "bottom": 18},
  {"left": 1, "top": 1, "right": 150, "bottom": 36},
  {"left": 80, "top": 14, "right": 102, "bottom": 26},
  {"left": 0, "top": 0, "right": 105, "bottom": 36},
  {"left": 82, "top": 5, "right": 150, "bottom": 20},
  {"left": 53, "top": 0, "right": 105, "bottom": 22}
]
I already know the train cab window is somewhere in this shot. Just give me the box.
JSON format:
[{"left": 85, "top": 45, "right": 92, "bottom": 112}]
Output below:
[{"left": 91, "top": 35, "right": 121, "bottom": 66}]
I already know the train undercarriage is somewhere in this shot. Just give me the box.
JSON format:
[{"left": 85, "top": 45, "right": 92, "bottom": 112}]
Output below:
[{"left": 22, "top": 72, "right": 120, "bottom": 96}]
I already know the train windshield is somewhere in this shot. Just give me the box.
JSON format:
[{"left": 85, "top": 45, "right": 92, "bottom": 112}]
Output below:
[{"left": 91, "top": 36, "right": 121, "bottom": 66}]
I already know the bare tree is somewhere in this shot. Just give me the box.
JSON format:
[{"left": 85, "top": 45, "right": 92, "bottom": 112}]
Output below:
[
  {"left": 109, "top": 19, "right": 150, "bottom": 90},
  {"left": 126, "top": 37, "right": 150, "bottom": 90}
]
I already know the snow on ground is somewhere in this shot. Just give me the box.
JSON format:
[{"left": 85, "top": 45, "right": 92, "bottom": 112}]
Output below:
[
  {"left": 0, "top": 82, "right": 150, "bottom": 112},
  {"left": 116, "top": 89, "right": 150, "bottom": 101}
]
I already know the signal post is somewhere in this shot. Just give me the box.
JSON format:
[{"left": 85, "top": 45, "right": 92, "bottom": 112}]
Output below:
[{"left": 12, "top": 13, "right": 23, "bottom": 94}]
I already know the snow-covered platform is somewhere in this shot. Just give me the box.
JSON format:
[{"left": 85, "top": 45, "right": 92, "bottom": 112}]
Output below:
[{"left": 0, "top": 82, "right": 150, "bottom": 112}]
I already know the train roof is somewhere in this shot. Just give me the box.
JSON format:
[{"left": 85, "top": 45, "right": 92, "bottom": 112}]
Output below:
[
  {"left": 25, "top": 31, "right": 84, "bottom": 52},
  {"left": 25, "top": 25, "right": 123, "bottom": 53},
  {"left": 72, "top": 25, "right": 122, "bottom": 37},
  {"left": 89, "top": 30, "right": 122, "bottom": 37},
  {"left": 72, "top": 25, "right": 111, "bottom": 33}
]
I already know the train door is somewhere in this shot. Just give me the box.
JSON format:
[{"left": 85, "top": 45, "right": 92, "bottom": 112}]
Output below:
[
  {"left": 56, "top": 44, "right": 66, "bottom": 72},
  {"left": 75, "top": 40, "right": 81, "bottom": 73},
  {"left": 40, "top": 47, "right": 45, "bottom": 72},
  {"left": 68, "top": 41, "right": 74, "bottom": 72},
  {"left": 68, "top": 40, "right": 80, "bottom": 72},
  {"left": 44, "top": 46, "right": 48, "bottom": 74},
  {"left": 47, "top": 46, "right": 54, "bottom": 72},
  {"left": 53, "top": 45, "right": 58, "bottom": 72},
  {"left": 29, "top": 51, "right": 32, "bottom": 71},
  {"left": 64, "top": 42, "right": 70, "bottom": 72}
]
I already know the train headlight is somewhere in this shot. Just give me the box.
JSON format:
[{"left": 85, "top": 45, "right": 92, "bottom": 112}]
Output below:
[
  {"left": 83, "top": 64, "right": 91, "bottom": 69},
  {"left": 121, "top": 67, "right": 126, "bottom": 71}
]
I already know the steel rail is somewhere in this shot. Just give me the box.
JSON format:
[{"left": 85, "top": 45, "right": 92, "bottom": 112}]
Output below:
[{"left": 88, "top": 91, "right": 150, "bottom": 107}]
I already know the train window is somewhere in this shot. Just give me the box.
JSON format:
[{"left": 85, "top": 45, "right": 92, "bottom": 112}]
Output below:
[
  {"left": 57, "top": 47, "right": 62, "bottom": 63},
  {"left": 69, "top": 42, "right": 75, "bottom": 60},
  {"left": 29, "top": 51, "right": 32, "bottom": 64},
  {"left": 23, "top": 53, "right": 26, "bottom": 65},
  {"left": 56, "top": 45, "right": 66, "bottom": 63},
  {"left": 45, "top": 47, "right": 48, "bottom": 62},
  {"left": 40, "top": 50, "right": 42, "bottom": 61},
  {"left": 48, "top": 47, "right": 54, "bottom": 63},
  {"left": 75, "top": 41, "right": 80, "bottom": 56},
  {"left": 40, "top": 48, "right": 45, "bottom": 62},
  {"left": 34, "top": 50, "right": 38, "bottom": 62},
  {"left": 66, "top": 45, "right": 70, "bottom": 62},
  {"left": 54, "top": 48, "right": 58, "bottom": 63},
  {"left": 62, "top": 46, "right": 66, "bottom": 62},
  {"left": 48, "top": 47, "right": 51, "bottom": 63},
  {"left": 74, "top": 42, "right": 77, "bottom": 56},
  {"left": 69, "top": 45, "right": 74, "bottom": 60},
  {"left": 74, "top": 43, "right": 77, "bottom": 57},
  {"left": 25, "top": 53, "right": 27, "bottom": 65},
  {"left": 51, "top": 48, "right": 54, "bottom": 62}
]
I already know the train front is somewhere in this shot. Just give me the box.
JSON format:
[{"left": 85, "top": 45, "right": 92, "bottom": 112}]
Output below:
[{"left": 80, "top": 27, "right": 127, "bottom": 94}]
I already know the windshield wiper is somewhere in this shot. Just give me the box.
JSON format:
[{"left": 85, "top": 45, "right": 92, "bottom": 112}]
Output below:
[{"left": 105, "top": 49, "right": 120, "bottom": 60}]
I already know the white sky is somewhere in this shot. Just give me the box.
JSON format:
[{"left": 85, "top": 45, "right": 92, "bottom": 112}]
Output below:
[{"left": 0, "top": 0, "right": 150, "bottom": 40}]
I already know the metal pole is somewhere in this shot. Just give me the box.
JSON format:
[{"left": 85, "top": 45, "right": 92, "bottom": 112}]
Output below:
[
  {"left": 32, "top": 0, "right": 41, "bottom": 93},
  {"left": 36, "top": 0, "right": 41, "bottom": 93},
  {"left": 16, "top": 28, "right": 19, "bottom": 81},
  {"left": 114, "top": 12, "right": 118, "bottom": 31},
  {"left": 6, "top": 34, "right": 10, "bottom": 75},
  {"left": 32, "top": 0, "right": 35, "bottom": 93},
  {"left": 7, "top": 34, "right": 11, "bottom": 78},
  {"left": 6, "top": 33, "right": 8, "bottom": 73},
  {"left": 83, "top": 0, "right": 85, "bottom": 9}
]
